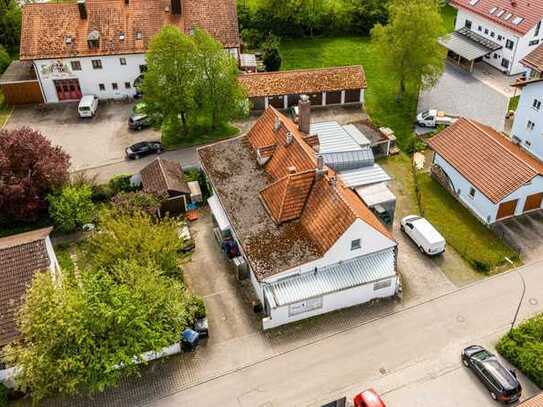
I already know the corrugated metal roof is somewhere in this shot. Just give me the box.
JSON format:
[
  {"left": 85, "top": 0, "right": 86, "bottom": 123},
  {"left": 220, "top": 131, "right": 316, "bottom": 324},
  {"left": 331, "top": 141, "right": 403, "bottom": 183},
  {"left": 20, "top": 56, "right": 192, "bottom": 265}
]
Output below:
[
  {"left": 264, "top": 249, "right": 396, "bottom": 308},
  {"left": 312, "top": 121, "right": 364, "bottom": 154},
  {"left": 338, "top": 164, "right": 391, "bottom": 188},
  {"left": 356, "top": 183, "right": 396, "bottom": 207},
  {"left": 207, "top": 194, "right": 231, "bottom": 232},
  {"left": 343, "top": 124, "right": 371, "bottom": 147},
  {"left": 322, "top": 150, "right": 374, "bottom": 171},
  {"left": 438, "top": 27, "right": 501, "bottom": 61}
]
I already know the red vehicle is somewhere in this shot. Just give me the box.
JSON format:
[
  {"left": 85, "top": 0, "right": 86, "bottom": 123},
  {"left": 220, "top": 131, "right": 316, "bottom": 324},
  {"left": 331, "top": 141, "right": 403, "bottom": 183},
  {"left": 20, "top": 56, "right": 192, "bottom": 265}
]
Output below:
[
  {"left": 354, "top": 389, "right": 386, "bottom": 407},
  {"left": 322, "top": 389, "right": 386, "bottom": 407}
]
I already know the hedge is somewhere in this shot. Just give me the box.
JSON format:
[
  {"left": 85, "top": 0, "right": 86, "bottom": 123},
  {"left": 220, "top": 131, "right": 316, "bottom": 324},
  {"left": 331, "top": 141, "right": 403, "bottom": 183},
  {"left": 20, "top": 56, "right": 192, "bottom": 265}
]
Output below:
[{"left": 496, "top": 314, "right": 543, "bottom": 388}]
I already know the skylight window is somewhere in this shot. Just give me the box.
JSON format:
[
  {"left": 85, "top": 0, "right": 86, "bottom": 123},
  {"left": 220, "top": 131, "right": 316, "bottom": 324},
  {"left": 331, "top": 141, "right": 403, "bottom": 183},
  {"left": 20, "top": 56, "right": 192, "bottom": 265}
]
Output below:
[
  {"left": 503, "top": 12, "right": 512, "bottom": 20},
  {"left": 489, "top": 6, "right": 497, "bottom": 14},
  {"left": 469, "top": 0, "right": 480, "bottom": 5},
  {"left": 512, "top": 16, "right": 524, "bottom": 25},
  {"left": 496, "top": 9, "right": 505, "bottom": 17}
]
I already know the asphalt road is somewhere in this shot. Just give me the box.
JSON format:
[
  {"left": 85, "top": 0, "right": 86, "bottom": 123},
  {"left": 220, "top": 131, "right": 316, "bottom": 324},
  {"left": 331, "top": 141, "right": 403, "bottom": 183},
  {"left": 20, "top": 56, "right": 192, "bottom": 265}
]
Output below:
[{"left": 148, "top": 262, "right": 543, "bottom": 407}]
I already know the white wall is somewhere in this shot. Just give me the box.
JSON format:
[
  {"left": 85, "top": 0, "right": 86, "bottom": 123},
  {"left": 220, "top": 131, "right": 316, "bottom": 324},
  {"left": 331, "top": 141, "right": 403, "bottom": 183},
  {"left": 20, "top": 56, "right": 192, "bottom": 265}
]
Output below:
[
  {"left": 434, "top": 153, "right": 543, "bottom": 223},
  {"left": 35, "top": 54, "right": 146, "bottom": 103},
  {"left": 511, "top": 80, "right": 543, "bottom": 160},
  {"left": 262, "top": 275, "right": 397, "bottom": 330},
  {"left": 455, "top": 9, "right": 543, "bottom": 75}
]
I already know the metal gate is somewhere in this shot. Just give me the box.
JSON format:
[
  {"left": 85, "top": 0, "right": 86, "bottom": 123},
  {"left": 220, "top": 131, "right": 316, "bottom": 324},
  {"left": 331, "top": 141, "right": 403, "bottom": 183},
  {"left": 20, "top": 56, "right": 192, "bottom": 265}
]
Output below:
[{"left": 54, "top": 79, "right": 82, "bottom": 101}]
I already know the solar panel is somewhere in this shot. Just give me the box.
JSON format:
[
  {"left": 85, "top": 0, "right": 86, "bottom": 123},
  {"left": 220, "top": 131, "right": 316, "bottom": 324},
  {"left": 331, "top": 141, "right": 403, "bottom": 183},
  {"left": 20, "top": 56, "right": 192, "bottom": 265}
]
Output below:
[
  {"left": 512, "top": 16, "right": 524, "bottom": 25},
  {"left": 469, "top": 0, "right": 480, "bottom": 5},
  {"left": 496, "top": 9, "right": 505, "bottom": 17},
  {"left": 489, "top": 6, "right": 497, "bottom": 14},
  {"left": 503, "top": 12, "right": 512, "bottom": 20}
]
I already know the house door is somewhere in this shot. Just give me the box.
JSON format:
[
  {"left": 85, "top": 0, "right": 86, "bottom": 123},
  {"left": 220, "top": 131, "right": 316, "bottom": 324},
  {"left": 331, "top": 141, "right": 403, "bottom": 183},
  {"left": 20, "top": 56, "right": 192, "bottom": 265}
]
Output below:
[
  {"left": 523, "top": 193, "right": 543, "bottom": 212},
  {"left": 54, "top": 79, "right": 82, "bottom": 101},
  {"left": 496, "top": 199, "right": 518, "bottom": 220}
]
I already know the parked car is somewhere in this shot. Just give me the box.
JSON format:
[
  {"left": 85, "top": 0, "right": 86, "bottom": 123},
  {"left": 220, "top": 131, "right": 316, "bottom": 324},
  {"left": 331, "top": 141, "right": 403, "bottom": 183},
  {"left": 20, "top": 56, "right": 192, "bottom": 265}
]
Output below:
[
  {"left": 400, "top": 215, "right": 446, "bottom": 256},
  {"left": 125, "top": 141, "right": 164, "bottom": 160},
  {"left": 462, "top": 345, "right": 522, "bottom": 403},
  {"left": 177, "top": 221, "right": 195, "bottom": 252},
  {"left": 322, "top": 389, "right": 386, "bottom": 407},
  {"left": 128, "top": 113, "right": 151, "bottom": 131},
  {"left": 78, "top": 95, "right": 98, "bottom": 118}
]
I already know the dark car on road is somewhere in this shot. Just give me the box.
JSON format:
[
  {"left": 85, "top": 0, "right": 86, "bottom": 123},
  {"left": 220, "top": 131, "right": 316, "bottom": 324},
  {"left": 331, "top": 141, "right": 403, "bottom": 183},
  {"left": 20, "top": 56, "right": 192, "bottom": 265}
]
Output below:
[
  {"left": 125, "top": 141, "right": 164, "bottom": 160},
  {"left": 462, "top": 345, "right": 522, "bottom": 403},
  {"left": 128, "top": 113, "right": 152, "bottom": 131}
]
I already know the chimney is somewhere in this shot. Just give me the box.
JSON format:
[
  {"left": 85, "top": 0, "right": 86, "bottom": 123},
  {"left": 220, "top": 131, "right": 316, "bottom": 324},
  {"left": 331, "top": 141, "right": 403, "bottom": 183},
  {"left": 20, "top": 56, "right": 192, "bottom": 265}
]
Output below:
[
  {"left": 285, "top": 131, "right": 293, "bottom": 145},
  {"left": 315, "top": 155, "right": 327, "bottom": 178},
  {"left": 287, "top": 166, "right": 297, "bottom": 174},
  {"left": 329, "top": 176, "right": 337, "bottom": 189},
  {"left": 171, "top": 0, "right": 182, "bottom": 15},
  {"left": 273, "top": 116, "right": 281, "bottom": 132},
  {"left": 78, "top": 0, "right": 87, "bottom": 19},
  {"left": 298, "top": 94, "right": 311, "bottom": 134}
]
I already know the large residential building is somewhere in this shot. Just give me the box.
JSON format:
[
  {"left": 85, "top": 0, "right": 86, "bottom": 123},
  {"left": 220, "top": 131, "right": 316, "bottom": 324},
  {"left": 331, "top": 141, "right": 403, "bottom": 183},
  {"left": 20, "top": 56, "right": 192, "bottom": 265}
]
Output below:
[
  {"left": 8, "top": 0, "right": 239, "bottom": 104},
  {"left": 199, "top": 101, "right": 399, "bottom": 330},
  {"left": 443, "top": 0, "right": 543, "bottom": 74}
]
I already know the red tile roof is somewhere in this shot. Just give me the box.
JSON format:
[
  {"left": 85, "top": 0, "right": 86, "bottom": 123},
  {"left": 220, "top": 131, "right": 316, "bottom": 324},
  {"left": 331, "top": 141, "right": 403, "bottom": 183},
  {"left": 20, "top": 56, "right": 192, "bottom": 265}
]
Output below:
[
  {"left": 521, "top": 43, "right": 543, "bottom": 73},
  {"left": 0, "top": 228, "right": 53, "bottom": 347},
  {"left": 239, "top": 66, "right": 367, "bottom": 98},
  {"left": 140, "top": 157, "right": 190, "bottom": 196},
  {"left": 20, "top": 0, "right": 239, "bottom": 61},
  {"left": 260, "top": 170, "right": 316, "bottom": 224},
  {"left": 428, "top": 118, "right": 543, "bottom": 203},
  {"left": 449, "top": 0, "right": 543, "bottom": 35}
]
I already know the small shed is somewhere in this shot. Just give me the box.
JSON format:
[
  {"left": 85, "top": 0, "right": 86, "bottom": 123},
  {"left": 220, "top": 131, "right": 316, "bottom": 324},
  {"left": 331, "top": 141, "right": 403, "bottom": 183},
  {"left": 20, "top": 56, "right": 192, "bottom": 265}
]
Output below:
[
  {"left": 188, "top": 180, "right": 202, "bottom": 203},
  {"left": 140, "top": 158, "right": 191, "bottom": 216},
  {"left": 355, "top": 183, "right": 396, "bottom": 225},
  {"left": 240, "top": 54, "right": 257, "bottom": 73},
  {"left": 0, "top": 60, "right": 44, "bottom": 105}
]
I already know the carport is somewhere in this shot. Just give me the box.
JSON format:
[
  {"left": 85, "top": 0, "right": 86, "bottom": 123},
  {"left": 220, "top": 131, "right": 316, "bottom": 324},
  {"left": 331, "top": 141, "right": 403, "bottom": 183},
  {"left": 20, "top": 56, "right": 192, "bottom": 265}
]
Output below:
[
  {"left": 439, "top": 27, "right": 502, "bottom": 73},
  {"left": 0, "top": 60, "right": 43, "bottom": 105}
]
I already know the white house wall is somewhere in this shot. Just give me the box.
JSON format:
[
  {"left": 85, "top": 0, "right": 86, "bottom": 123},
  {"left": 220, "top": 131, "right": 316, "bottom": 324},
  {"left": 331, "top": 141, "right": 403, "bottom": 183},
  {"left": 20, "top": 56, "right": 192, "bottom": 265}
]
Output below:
[
  {"left": 434, "top": 153, "right": 543, "bottom": 223},
  {"left": 35, "top": 54, "right": 146, "bottom": 103},
  {"left": 262, "top": 275, "right": 397, "bottom": 330},
  {"left": 455, "top": 9, "right": 543, "bottom": 75},
  {"left": 512, "top": 80, "right": 543, "bottom": 160}
]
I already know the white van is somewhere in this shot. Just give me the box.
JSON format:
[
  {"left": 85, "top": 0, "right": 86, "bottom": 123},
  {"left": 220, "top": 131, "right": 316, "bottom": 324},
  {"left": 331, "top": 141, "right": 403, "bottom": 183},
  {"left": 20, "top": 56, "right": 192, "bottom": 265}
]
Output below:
[
  {"left": 400, "top": 215, "right": 446, "bottom": 256},
  {"left": 78, "top": 95, "right": 99, "bottom": 118}
]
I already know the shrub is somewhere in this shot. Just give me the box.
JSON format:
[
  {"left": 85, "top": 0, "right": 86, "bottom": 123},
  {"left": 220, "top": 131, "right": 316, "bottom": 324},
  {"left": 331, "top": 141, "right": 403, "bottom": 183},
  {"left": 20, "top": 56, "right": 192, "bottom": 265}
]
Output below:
[
  {"left": 262, "top": 35, "right": 282, "bottom": 72},
  {"left": 187, "top": 296, "right": 206, "bottom": 319},
  {"left": 0, "top": 383, "right": 7, "bottom": 407},
  {"left": 496, "top": 314, "right": 543, "bottom": 388},
  {"left": 108, "top": 174, "right": 136, "bottom": 195},
  {"left": 0, "top": 46, "right": 10, "bottom": 75},
  {"left": 91, "top": 184, "right": 114, "bottom": 203},
  {"left": 48, "top": 184, "right": 96, "bottom": 233},
  {"left": 111, "top": 191, "right": 161, "bottom": 216}
]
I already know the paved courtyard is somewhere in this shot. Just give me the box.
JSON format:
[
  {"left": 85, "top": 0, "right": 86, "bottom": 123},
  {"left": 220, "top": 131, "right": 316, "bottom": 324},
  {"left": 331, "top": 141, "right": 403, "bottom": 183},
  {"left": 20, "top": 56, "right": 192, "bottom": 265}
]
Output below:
[
  {"left": 494, "top": 211, "right": 543, "bottom": 264},
  {"left": 418, "top": 63, "right": 510, "bottom": 131},
  {"left": 5, "top": 101, "right": 158, "bottom": 172}
]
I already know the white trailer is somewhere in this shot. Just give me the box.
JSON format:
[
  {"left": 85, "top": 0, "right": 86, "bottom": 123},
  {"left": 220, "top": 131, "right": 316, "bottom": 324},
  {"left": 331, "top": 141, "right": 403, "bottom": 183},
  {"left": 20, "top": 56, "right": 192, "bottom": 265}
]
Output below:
[{"left": 416, "top": 109, "right": 457, "bottom": 128}]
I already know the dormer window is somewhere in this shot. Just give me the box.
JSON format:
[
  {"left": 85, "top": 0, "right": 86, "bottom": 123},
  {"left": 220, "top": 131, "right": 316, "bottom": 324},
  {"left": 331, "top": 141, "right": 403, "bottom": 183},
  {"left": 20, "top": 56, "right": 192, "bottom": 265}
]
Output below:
[
  {"left": 87, "top": 30, "right": 101, "bottom": 49},
  {"left": 64, "top": 36, "right": 73, "bottom": 45},
  {"left": 119, "top": 32, "right": 125, "bottom": 41},
  {"left": 135, "top": 31, "right": 143, "bottom": 40}
]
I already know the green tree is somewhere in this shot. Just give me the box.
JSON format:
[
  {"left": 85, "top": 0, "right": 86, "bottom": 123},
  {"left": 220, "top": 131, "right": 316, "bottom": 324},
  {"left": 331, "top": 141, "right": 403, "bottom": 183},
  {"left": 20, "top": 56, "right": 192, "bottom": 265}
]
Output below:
[
  {"left": 193, "top": 28, "right": 247, "bottom": 129},
  {"left": 0, "top": 45, "right": 10, "bottom": 74},
  {"left": 371, "top": 0, "right": 445, "bottom": 99},
  {"left": 3, "top": 262, "right": 199, "bottom": 401},
  {"left": 0, "top": 0, "right": 21, "bottom": 55},
  {"left": 142, "top": 25, "right": 197, "bottom": 135},
  {"left": 81, "top": 210, "right": 182, "bottom": 278},
  {"left": 48, "top": 184, "right": 96, "bottom": 233},
  {"left": 262, "top": 34, "right": 282, "bottom": 72}
]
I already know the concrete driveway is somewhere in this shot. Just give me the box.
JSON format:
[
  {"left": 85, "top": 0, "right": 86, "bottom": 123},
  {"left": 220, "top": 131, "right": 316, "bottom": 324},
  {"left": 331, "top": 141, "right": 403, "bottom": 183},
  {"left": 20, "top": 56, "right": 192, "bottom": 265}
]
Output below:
[
  {"left": 493, "top": 211, "right": 543, "bottom": 264},
  {"left": 5, "top": 101, "right": 158, "bottom": 172},
  {"left": 418, "top": 63, "right": 509, "bottom": 131}
]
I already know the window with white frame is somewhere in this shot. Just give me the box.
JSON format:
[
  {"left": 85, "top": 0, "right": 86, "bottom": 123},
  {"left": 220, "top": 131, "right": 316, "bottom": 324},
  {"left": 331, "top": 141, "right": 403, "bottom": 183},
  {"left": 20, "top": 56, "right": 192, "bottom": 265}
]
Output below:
[
  {"left": 70, "top": 61, "right": 81, "bottom": 71},
  {"left": 469, "top": 187, "right": 476, "bottom": 198},
  {"left": 119, "top": 57, "right": 127, "bottom": 65},
  {"left": 91, "top": 59, "right": 102, "bottom": 69},
  {"left": 506, "top": 39, "right": 514, "bottom": 50},
  {"left": 527, "top": 120, "right": 536, "bottom": 130},
  {"left": 533, "top": 99, "right": 541, "bottom": 110}
]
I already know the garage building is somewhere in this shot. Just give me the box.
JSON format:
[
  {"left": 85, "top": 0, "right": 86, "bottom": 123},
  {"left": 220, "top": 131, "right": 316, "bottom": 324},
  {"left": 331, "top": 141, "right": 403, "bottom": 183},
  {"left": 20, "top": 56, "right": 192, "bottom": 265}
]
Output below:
[{"left": 238, "top": 66, "right": 366, "bottom": 112}]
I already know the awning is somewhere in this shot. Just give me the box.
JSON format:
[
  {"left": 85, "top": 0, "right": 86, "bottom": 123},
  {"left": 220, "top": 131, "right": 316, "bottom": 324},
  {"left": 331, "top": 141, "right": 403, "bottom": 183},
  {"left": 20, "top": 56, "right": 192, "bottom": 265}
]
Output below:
[
  {"left": 338, "top": 164, "right": 391, "bottom": 188},
  {"left": 438, "top": 27, "right": 502, "bottom": 61},
  {"left": 207, "top": 195, "right": 230, "bottom": 232},
  {"left": 264, "top": 249, "right": 396, "bottom": 308},
  {"left": 356, "top": 183, "right": 396, "bottom": 208}
]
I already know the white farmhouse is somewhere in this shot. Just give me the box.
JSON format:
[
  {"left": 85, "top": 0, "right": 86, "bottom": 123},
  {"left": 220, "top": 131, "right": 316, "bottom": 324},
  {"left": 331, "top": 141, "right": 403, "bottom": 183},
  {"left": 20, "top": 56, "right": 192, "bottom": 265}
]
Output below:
[
  {"left": 12, "top": 0, "right": 239, "bottom": 104},
  {"left": 199, "top": 103, "right": 399, "bottom": 330},
  {"left": 443, "top": 0, "right": 543, "bottom": 74}
]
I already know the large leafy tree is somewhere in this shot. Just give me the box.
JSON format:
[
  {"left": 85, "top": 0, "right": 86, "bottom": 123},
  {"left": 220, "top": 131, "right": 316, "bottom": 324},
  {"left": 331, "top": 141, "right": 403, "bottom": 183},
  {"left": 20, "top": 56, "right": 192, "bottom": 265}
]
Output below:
[
  {"left": 0, "top": 0, "right": 21, "bottom": 55},
  {"left": 3, "top": 261, "right": 197, "bottom": 401},
  {"left": 80, "top": 209, "right": 182, "bottom": 278},
  {"left": 48, "top": 184, "right": 96, "bottom": 233},
  {"left": 193, "top": 28, "right": 247, "bottom": 129},
  {"left": 371, "top": 0, "right": 446, "bottom": 99},
  {"left": 142, "top": 25, "right": 197, "bottom": 135},
  {"left": 0, "top": 127, "right": 70, "bottom": 222}
]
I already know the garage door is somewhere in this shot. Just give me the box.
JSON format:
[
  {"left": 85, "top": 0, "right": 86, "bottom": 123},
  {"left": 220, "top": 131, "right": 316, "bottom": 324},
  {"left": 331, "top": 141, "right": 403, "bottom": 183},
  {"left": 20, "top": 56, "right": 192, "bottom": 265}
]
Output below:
[
  {"left": 523, "top": 193, "right": 543, "bottom": 212},
  {"left": 496, "top": 199, "right": 518, "bottom": 220}
]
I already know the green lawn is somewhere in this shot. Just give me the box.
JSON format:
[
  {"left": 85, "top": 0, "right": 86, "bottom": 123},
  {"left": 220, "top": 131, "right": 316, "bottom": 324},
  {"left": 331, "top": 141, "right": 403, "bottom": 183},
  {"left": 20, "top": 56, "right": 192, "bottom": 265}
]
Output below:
[
  {"left": 280, "top": 36, "right": 418, "bottom": 150},
  {"left": 415, "top": 172, "right": 519, "bottom": 272},
  {"left": 161, "top": 121, "right": 239, "bottom": 149}
]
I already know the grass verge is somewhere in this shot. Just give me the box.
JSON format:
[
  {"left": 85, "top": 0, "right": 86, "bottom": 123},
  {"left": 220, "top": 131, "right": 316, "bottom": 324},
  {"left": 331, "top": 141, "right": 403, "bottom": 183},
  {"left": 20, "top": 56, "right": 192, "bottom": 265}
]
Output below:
[
  {"left": 497, "top": 314, "right": 543, "bottom": 388},
  {"left": 161, "top": 122, "right": 240, "bottom": 150},
  {"left": 415, "top": 172, "right": 519, "bottom": 272}
]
